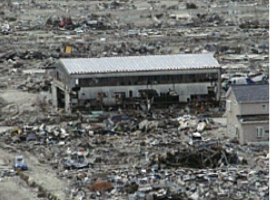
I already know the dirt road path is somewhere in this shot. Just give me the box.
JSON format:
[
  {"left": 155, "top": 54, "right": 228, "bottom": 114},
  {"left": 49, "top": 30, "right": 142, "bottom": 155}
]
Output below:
[{"left": 0, "top": 146, "right": 67, "bottom": 200}]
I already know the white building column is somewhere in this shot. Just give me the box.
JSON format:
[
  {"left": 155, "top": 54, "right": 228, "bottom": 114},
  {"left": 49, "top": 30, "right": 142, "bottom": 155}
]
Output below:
[
  {"left": 51, "top": 84, "right": 58, "bottom": 108},
  {"left": 217, "top": 69, "right": 221, "bottom": 101},
  {"left": 65, "top": 91, "right": 71, "bottom": 113}
]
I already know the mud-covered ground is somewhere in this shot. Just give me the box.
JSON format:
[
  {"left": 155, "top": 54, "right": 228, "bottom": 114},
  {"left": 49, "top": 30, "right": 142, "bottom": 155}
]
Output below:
[{"left": 0, "top": 0, "right": 268, "bottom": 200}]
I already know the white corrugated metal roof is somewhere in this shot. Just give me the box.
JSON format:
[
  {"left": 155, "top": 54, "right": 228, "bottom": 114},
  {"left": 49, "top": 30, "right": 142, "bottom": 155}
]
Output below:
[{"left": 60, "top": 54, "right": 220, "bottom": 75}]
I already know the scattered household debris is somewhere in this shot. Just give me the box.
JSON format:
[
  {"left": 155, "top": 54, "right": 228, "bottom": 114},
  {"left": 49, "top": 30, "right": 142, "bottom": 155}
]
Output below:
[
  {"left": 0, "top": 108, "right": 268, "bottom": 199},
  {"left": 0, "top": 0, "right": 268, "bottom": 200}
]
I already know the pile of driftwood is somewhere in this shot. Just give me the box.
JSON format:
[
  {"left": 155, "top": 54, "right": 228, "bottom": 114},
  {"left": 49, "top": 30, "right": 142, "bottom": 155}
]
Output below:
[{"left": 163, "top": 143, "right": 245, "bottom": 169}]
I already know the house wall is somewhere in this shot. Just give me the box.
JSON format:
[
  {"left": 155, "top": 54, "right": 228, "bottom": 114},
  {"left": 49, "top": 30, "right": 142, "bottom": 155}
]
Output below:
[
  {"left": 239, "top": 122, "right": 269, "bottom": 145},
  {"left": 226, "top": 90, "right": 240, "bottom": 138},
  {"left": 240, "top": 102, "right": 269, "bottom": 115}
]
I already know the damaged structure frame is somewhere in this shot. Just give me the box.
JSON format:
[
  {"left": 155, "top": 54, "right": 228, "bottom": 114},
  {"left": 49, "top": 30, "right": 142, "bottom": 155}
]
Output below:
[{"left": 52, "top": 54, "right": 221, "bottom": 113}]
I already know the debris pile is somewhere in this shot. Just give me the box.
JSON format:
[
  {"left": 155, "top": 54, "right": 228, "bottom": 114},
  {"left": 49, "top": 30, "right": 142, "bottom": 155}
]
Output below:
[
  {"left": 0, "top": 109, "right": 268, "bottom": 199},
  {"left": 0, "top": 0, "right": 268, "bottom": 199}
]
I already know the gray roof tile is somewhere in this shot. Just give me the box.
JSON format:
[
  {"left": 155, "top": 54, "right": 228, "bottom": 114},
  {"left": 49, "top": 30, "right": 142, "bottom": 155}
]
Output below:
[{"left": 231, "top": 84, "right": 269, "bottom": 103}]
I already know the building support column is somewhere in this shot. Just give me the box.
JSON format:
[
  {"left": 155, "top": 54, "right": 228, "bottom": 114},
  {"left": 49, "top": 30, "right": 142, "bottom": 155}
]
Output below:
[
  {"left": 52, "top": 84, "right": 58, "bottom": 109},
  {"left": 65, "top": 90, "right": 71, "bottom": 114},
  {"left": 217, "top": 68, "right": 221, "bottom": 102},
  {"left": 239, "top": 125, "right": 245, "bottom": 145}
]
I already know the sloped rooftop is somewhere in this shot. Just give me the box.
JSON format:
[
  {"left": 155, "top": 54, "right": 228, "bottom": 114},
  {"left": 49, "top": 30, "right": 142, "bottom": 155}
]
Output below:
[
  {"left": 60, "top": 54, "right": 220, "bottom": 75},
  {"left": 231, "top": 84, "right": 269, "bottom": 103}
]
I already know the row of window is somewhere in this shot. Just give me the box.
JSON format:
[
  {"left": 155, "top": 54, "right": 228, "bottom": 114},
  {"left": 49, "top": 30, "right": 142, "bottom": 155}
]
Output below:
[{"left": 78, "top": 73, "right": 218, "bottom": 87}]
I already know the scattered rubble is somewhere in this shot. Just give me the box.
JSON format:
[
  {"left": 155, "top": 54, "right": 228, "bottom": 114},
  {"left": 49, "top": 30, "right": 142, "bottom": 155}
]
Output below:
[
  {"left": 0, "top": 109, "right": 268, "bottom": 200},
  {"left": 0, "top": 0, "right": 268, "bottom": 199}
]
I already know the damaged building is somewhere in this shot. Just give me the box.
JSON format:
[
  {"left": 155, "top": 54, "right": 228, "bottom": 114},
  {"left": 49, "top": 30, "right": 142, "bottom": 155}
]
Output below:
[
  {"left": 226, "top": 84, "right": 269, "bottom": 145},
  {"left": 52, "top": 54, "right": 221, "bottom": 112}
]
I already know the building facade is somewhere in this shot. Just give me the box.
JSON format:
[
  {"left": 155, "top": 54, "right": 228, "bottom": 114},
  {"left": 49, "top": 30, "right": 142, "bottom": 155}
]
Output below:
[
  {"left": 52, "top": 54, "right": 221, "bottom": 112},
  {"left": 226, "top": 84, "right": 269, "bottom": 145}
]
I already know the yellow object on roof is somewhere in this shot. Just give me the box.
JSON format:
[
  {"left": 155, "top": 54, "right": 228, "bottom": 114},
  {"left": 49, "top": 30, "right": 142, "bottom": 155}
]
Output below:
[{"left": 66, "top": 45, "right": 72, "bottom": 54}]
